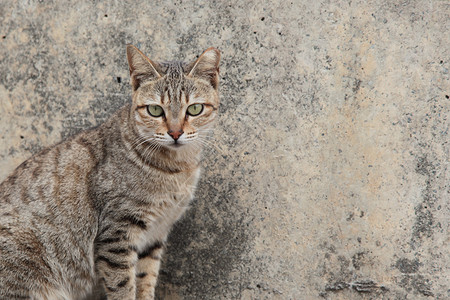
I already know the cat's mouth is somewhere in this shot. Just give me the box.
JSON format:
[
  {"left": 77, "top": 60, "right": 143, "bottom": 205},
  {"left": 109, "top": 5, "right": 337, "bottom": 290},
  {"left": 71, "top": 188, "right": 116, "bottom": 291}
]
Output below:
[{"left": 168, "top": 142, "right": 185, "bottom": 149}]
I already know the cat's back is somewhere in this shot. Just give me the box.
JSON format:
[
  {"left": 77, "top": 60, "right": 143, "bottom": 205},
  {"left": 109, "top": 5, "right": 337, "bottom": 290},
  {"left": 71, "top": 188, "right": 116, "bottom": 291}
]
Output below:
[
  {"left": 0, "top": 121, "right": 109, "bottom": 299},
  {"left": 0, "top": 121, "right": 106, "bottom": 210}
]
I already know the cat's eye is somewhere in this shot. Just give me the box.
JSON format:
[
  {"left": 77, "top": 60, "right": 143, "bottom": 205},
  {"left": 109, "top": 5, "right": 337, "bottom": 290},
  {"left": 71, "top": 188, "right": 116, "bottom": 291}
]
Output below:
[
  {"left": 147, "top": 105, "right": 164, "bottom": 117},
  {"left": 187, "top": 104, "right": 204, "bottom": 116}
]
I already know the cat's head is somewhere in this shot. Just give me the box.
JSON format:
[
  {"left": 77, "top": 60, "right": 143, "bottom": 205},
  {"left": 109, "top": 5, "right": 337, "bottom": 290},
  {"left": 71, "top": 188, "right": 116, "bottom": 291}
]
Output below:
[{"left": 126, "top": 44, "right": 220, "bottom": 153}]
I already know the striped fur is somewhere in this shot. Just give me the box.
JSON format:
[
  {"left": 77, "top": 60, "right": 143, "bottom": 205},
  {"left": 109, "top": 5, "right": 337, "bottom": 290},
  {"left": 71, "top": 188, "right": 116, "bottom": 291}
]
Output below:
[{"left": 0, "top": 45, "right": 220, "bottom": 299}]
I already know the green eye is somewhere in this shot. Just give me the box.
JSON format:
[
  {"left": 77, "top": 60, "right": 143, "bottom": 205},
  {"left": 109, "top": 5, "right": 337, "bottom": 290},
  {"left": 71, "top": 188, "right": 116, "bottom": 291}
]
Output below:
[
  {"left": 187, "top": 104, "right": 204, "bottom": 116},
  {"left": 147, "top": 105, "right": 164, "bottom": 117}
]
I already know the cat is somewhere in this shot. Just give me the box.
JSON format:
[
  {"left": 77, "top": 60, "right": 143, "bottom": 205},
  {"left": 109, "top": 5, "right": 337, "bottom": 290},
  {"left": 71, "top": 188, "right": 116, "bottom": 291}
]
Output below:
[{"left": 0, "top": 44, "right": 220, "bottom": 300}]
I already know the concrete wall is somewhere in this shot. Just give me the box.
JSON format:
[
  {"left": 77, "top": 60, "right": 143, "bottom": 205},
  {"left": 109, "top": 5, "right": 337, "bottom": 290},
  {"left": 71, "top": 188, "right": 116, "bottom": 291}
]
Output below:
[{"left": 0, "top": 0, "right": 448, "bottom": 299}]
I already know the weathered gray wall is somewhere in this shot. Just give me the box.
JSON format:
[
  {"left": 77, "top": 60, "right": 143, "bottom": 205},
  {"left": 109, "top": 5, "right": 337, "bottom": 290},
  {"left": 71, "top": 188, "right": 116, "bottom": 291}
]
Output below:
[{"left": 1, "top": 0, "right": 448, "bottom": 299}]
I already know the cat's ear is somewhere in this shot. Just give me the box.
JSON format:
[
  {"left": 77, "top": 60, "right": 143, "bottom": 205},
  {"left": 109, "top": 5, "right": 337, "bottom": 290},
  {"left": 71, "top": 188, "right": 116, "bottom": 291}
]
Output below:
[
  {"left": 126, "top": 44, "right": 162, "bottom": 91},
  {"left": 188, "top": 48, "right": 221, "bottom": 90}
]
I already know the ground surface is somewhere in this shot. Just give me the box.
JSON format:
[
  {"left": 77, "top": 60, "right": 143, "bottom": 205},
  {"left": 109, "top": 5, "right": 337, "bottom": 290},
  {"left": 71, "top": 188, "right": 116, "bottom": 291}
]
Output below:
[{"left": 0, "top": 0, "right": 448, "bottom": 299}]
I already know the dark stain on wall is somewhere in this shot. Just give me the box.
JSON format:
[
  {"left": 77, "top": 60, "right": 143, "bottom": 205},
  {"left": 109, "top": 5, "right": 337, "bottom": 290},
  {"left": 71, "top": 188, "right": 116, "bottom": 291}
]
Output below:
[
  {"left": 411, "top": 156, "right": 437, "bottom": 247},
  {"left": 395, "top": 258, "right": 420, "bottom": 274},
  {"left": 156, "top": 172, "right": 253, "bottom": 299}
]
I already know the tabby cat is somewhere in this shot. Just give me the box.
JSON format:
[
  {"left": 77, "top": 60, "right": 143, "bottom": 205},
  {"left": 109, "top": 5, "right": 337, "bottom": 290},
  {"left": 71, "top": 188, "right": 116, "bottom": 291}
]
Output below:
[{"left": 0, "top": 44, "right": 220, "bottom": 300}]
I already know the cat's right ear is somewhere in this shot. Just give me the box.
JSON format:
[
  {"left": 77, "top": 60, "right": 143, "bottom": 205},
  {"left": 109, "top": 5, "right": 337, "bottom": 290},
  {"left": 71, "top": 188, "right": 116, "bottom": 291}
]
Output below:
[{"left": 126, "top": 44, "right": 162, "bottom": 91}]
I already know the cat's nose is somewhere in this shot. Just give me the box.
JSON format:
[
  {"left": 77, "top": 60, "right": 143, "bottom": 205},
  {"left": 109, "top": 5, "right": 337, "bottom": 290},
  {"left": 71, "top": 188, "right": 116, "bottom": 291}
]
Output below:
[{"left": 168, "top": 129, "right": 184, "bottom": 141}]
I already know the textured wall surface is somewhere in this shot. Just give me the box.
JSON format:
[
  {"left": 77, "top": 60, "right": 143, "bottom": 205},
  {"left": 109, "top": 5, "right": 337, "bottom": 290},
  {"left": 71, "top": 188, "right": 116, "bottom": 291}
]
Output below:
[{"left": 0, "top": 0, "right": 448, "bottom": 299}]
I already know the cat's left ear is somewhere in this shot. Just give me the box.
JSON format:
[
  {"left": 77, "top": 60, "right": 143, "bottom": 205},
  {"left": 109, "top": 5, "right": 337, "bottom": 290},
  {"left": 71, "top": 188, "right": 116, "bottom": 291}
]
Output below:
[{"left": 188, "top": 48, "right": 221, "bottom": 90}]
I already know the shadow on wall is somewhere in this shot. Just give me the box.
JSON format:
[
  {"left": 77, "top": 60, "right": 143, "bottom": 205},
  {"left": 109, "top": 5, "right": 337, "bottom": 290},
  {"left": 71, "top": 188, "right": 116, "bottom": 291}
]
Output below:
[{"left": 156, "top": 171, "right": 253, "bottom": 299}]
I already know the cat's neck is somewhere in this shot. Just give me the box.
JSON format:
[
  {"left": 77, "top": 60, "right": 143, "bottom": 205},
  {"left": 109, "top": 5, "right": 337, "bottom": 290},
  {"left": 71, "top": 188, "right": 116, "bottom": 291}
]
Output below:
[{"left": 115, "top": 105, "right": 202, "bottom": 173}]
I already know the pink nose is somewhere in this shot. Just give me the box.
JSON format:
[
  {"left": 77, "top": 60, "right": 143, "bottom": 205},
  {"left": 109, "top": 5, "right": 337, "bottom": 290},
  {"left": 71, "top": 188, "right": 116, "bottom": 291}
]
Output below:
[{"left": 168, "top": 129, "right": 183, "bottom": 140}]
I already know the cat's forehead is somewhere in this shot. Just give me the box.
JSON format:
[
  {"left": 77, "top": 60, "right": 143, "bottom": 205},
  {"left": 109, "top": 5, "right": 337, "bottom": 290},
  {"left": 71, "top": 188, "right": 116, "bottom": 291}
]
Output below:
[
  {"left": 159, "top": 61, "right": 190, "bottom": 75},
  {"left": 155, "top": 61, "right": 192, "bottom": 92}
]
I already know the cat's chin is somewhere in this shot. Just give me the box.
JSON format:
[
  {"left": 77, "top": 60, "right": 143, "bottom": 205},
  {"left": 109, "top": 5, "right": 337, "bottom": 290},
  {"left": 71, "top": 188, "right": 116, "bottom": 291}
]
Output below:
[{"left": 166, "top": 143, "right": 186, "bottom": 150}]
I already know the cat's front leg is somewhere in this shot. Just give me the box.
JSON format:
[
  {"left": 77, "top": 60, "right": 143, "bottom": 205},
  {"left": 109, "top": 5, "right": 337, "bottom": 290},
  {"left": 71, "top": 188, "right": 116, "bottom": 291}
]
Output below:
[
  {"left": 135, "top": 242, "right": 165, "bottom": 300},
  {"left": 95, "top": 236, "right": 138, "bottom": 300}
]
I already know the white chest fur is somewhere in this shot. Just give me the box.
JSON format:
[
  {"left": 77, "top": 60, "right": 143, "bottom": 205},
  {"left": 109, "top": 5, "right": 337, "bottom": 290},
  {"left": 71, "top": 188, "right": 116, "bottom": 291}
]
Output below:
[{"left": 134, "top": 168, "right": 201, "bottom": 252}]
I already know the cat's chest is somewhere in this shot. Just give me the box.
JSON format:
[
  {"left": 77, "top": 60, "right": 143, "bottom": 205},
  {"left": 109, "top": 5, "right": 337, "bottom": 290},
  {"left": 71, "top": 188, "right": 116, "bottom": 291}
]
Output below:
[
  {"left": 133, "top": 194, "right": 190, "bottom": 252},
  {"left": 133, "top": 169, "right": 200, "bottom": 251}
]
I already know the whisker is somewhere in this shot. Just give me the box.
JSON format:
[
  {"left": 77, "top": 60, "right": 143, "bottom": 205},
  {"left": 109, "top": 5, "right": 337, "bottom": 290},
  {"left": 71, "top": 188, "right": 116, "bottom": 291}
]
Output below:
[
  {"left": 142, "top": 143, "right": 160, "bottom": 164},
  {"left": 195, "top": 138, "right": 226, "bottom": 155},
  {"left": 127, "top": 136, "right": 147, "bottom": 150},
  {"left": 129, "top": 135, "right": 154, "bottom": 150},
  {"left": 144, "top": 142, "right": 161, "bottom": 163}
]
